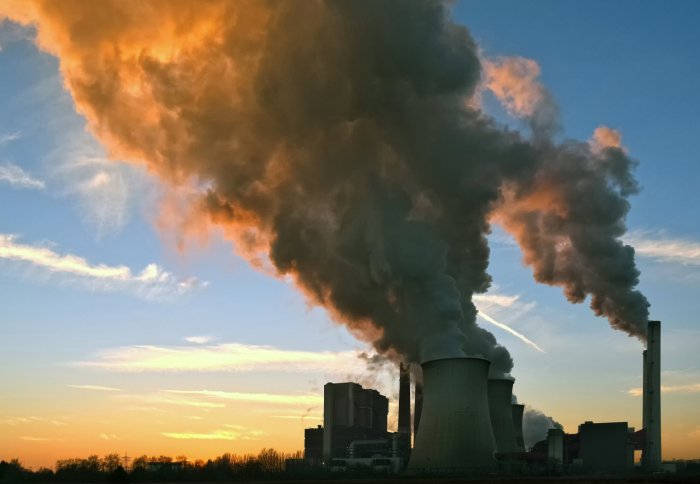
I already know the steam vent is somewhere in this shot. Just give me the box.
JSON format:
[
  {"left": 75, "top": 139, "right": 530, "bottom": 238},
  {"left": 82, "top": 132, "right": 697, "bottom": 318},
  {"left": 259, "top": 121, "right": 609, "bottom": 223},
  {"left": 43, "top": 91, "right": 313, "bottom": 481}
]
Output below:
[{"left": 407, "top": 357, "right": 496, "bottom": 474}]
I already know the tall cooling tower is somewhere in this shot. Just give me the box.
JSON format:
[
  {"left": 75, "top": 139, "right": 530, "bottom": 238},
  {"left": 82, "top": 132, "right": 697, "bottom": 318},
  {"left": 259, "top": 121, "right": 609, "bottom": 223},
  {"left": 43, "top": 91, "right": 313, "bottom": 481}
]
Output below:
[
  {"left": 643, "top": 320, "right": 661, "bottom": 471},
  {"left": 511, "top": 403, "right": 525, "bottom": 452},
  {"left": 407, "top": 357, "right": 496, "bottom": 474},
  {"left": 488, "top": 378, "right": 519, "bottom": 454}
]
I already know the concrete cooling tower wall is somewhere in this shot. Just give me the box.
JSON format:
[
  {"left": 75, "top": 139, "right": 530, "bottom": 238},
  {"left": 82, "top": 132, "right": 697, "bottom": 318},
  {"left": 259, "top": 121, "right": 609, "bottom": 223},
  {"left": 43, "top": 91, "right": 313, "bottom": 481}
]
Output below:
[
  {"left": 488, "top": 378, "right": 519, "bottom": 454},
  {"left": 407, "top": 357, "right": 496, "bottom": 474}
]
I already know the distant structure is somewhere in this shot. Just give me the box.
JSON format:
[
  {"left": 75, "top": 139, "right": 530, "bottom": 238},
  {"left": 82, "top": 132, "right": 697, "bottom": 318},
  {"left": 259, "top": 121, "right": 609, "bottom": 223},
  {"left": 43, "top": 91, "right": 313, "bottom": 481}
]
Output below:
[
  {"left": 413, "top": 377, "right": 423, "bottom": 444},
  {"left": 643, "top": 320, "right": 662, "bottom": 471},
  {"left": 398, "top": 363, "right": 411, "bottom": 434},
  {"left": 578, "top": 422, "right": 634, "bottom": 473},
  {"left": 322, "top": 382, "right": 388, "bottom": 460},
  {"left": 512, "top": 403, "right": 525, "bottom": 452},
  {"left": 488, "top": 378, "right": 519, "bottom": 455},
  {"left": 304, "top": 425, "right": 323, "bottom": 463}
]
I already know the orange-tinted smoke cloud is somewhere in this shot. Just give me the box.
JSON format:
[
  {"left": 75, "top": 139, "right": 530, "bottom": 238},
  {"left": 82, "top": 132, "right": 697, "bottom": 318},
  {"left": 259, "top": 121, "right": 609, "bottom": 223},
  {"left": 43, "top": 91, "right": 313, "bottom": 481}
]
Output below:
[
  {"left": 482, "top": 55, "right": 648, "bottom": 339},
  {"left": 1, "top": 0, "right": 649, "bottom": 360}
]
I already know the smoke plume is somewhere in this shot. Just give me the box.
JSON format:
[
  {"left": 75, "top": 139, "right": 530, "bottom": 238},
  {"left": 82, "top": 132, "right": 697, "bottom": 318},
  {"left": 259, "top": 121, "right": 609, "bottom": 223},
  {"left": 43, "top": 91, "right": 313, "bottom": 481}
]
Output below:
[
  {"left": 522, "top": 406, "right": 563, "bottom": 449},
  {"left": 1, "top": 0, "right": 649, "bottom": 369}
]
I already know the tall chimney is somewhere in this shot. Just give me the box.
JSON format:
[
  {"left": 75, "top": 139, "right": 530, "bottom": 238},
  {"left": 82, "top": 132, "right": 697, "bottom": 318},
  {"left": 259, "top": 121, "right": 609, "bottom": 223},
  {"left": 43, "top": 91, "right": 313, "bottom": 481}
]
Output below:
[
  {"left": 398, "top": 362, "right": 411, "bottom": 434},
  {"left": 413, "top": 378, "right": 423, "bottom": 444},
  {"left": 512, "top": 403, "right": 525, "bottom": 452},
  {"left": 407, "top": 357, "right": 496, "bottom": 474},
  {"left": 643, "top": 320, "right": 662, "bottom": 471},
  {"left": 488, "top": 378, "right": 519, "bottom": 455}
]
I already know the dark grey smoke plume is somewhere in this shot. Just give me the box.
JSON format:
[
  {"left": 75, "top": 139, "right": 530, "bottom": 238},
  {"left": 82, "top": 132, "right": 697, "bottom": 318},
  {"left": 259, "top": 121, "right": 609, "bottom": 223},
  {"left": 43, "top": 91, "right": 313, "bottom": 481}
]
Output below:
[
  {"left": 522, "top": 406, "right": 563, "bottom": 449},
  {"left": 8, "top": 0, "right": 649, "bottom": 369}
]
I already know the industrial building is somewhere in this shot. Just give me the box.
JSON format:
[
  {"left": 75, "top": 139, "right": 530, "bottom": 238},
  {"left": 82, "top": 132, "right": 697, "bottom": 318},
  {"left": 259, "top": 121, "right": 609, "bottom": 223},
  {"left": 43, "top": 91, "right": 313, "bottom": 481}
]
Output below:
[
  {"left": 322, "top": 382, "right": 389, "bottom": 460},
  {"left": 302, "top": 319, "right": 664, "bottom": 477}
]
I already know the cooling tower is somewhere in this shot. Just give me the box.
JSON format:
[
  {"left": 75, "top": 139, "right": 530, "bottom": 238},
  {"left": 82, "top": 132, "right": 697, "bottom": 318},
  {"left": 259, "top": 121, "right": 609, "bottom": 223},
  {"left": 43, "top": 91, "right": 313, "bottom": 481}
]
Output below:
[
  {"left": 643, "top": 320, "right": 661, "bottom": 471},
  {"left": 511, "top": 403, "right": 525, "bottom": 452},
  {"left": 488, "top": 378, "right": 519, "bottom": 455},
  {"left": 407, "top": 357, "right": 496, "bottom": 474}
]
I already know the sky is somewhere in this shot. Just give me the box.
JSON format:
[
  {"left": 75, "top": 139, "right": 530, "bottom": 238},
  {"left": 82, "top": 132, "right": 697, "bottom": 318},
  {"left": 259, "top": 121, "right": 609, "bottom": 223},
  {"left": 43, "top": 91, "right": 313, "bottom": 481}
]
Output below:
[{"left": 1, "top": 0, "right": 700, "bottom": 469}]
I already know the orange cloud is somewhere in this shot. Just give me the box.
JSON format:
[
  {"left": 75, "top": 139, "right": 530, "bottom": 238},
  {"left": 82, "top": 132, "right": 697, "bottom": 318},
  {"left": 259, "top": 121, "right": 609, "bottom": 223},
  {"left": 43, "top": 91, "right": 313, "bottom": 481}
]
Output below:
[
  {"left": 483, "top": 56, "right": 544, "bottom": 118},
  {"left": 590, "top": 126, "right": 624, "bottom": 153}
]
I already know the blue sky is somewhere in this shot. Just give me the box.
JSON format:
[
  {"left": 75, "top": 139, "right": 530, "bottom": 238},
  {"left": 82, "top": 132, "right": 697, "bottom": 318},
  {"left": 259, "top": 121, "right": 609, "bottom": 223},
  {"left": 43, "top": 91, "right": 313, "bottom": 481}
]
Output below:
[{"left": 1, "top": 0, "right": 699, "bottom": 467}]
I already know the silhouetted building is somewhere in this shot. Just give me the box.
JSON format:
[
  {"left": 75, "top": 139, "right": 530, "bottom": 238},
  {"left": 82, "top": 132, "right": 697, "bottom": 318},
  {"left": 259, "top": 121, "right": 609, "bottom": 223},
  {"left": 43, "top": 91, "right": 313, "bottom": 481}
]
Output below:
[
  {"left": 578, "top": 421, "right": 634, "bottom": 474},
  {"left": 323, "top": 382, "right": 388, "bottom": 460},
  {"left": 304, "top": 425, "right": 323, "bottom": 462}
]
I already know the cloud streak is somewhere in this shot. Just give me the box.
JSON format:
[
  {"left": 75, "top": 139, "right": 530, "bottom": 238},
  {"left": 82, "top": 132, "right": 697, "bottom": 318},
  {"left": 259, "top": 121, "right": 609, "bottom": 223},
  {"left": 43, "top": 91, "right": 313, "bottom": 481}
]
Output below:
[
  {"left": 0, "top": 234, "right": 204, "bottom": 299},
  {"left": 74, "top": 341, "right": 368, "bottom": 374},
  {"left": 162, "top": 427, "right": 264, "bottom": 441},
  {"left": 477, "top": 309, "right": 545, "bottom": 353},
  {"left": 625, "top": 231, "right": 700, "bottom": 266},
  {"left": 164, "top": 389, "right": 323, "bottom": 407},
  {"left": 68, "top": 384, "right": 121, "bottom": 392},
  {"left": 0, "top": 131, "right": 21, "bottom": 144},
  {"left": 0, "top": 162, "right": 45, "bottom": 189},
  {"left": 628, "top": 383, "right": 700, "bottom": 397}
]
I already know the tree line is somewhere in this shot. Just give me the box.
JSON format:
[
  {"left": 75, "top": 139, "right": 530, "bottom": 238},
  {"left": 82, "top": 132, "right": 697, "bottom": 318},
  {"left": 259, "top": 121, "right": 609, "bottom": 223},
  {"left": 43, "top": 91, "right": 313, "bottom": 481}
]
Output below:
[{"left": 0, "top": 449, "right": 316, "bottom": 483}]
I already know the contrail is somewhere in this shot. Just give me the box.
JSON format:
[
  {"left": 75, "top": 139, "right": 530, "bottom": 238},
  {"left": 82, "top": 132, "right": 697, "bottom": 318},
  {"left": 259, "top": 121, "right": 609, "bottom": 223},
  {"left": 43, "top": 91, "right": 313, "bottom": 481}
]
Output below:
[{"left": 477, "top": 309, "right": 545, "bottom": 353}]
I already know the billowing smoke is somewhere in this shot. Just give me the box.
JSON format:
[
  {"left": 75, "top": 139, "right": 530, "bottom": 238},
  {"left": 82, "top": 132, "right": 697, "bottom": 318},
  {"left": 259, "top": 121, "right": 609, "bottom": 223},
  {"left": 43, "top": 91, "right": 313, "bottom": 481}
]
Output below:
[
  {"left": 522, "top": 406, "right": 563, "bottom": 449},
  {"left": 484, "top": 58, "right": 650, "bottom": 339},
  {"left": 1, "top": 0, "right": 649, "bottom": 369}
]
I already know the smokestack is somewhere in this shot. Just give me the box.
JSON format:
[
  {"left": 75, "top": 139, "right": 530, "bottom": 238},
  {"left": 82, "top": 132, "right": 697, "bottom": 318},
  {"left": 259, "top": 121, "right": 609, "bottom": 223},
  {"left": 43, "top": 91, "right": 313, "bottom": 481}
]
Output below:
[
  {"left": 488, "top": 378, "right": 519, "bottom": 455},
  {"left": 398, "top": 362, "right": 411, "bottom": 434},
  {"left": 413, "top": 379, "right": 423, "bottom": 445},
  {"left": 511, "top": 403, "right": 525, "bottom": 452},
  {"left": 643, "top": 320, "right": 661, "bottom": 471},
  {"left": 407, "top": 357, "right": 496, "bottom": 474}
]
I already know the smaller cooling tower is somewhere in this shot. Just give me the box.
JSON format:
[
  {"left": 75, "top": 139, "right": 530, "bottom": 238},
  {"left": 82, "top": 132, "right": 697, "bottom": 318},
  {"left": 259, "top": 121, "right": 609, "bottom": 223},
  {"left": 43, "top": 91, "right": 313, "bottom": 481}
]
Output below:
[
  {"left": 511, "top": 403, "right": 525, "bottom": 452},
  {"left": 407, "top": 357, "right": 496, "bottom": 474},
  {"left": 488, "top": 378, "right": 519, "bottom": 454}
]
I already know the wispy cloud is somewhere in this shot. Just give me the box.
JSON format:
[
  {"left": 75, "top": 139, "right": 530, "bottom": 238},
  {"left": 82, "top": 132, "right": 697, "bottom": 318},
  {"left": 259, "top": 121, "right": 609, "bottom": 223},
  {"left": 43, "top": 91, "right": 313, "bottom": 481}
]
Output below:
[
  {"left": 185, "top": 335, "right": 213, "bottom": 345},
  {"left": 20, "top": 436, "right": 65, "bottom": 442},
  {"left": 74, "top": 341, "right": 366, "bottom": 373},
  {"left": 99, "top": 433, "right": 121, "bottom": 441},
  {"left": 627, "top": 383, "right": 700, "bottom": 397},
  {"left": 0, "top": 234, "right": 205, "bottom": 300},
  {"left": 68, "top": 384, "right": 121, "bottom": 392},
  {"left": 271, "top": 415, "right": 322, "bottom": 421},
  {"left": 47, "top": 126, "right": 158, "bottom": 237},
  {"left": 162, "top": 427, "right": 264, "bottom": 441},
  {"left": 0, "top": 416, "right": 42, "bottom": 426},
  {"left": 116, "top": 393, "right": 226, "bottom": 409},
  {"left": 473, "top": 292, "right": 520, "bottom": 308},
  {"left": 625, "top": 230, "right": 700, "bottom": 266},
  {"left": 0, "top": 131, "right": 21, "bottom": 144},
  {"left": 0, "top": 162, "right": 45, "bottom": 189},
  {"left": 164, "top": 389, "right": 323, "bottom": 407},
  {"left": 0, "top": 416, "right": 69, "bottom": 427}
]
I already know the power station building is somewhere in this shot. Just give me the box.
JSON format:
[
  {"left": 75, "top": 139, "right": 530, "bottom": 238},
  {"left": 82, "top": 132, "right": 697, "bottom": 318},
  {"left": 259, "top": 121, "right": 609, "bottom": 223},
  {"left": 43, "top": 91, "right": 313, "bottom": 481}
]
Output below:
[
  {"left": 301, "top": 320, "right": 664, "bottom": 477},
  {"left": 322, "top": 382, "right": 389, "bottom": 459}
]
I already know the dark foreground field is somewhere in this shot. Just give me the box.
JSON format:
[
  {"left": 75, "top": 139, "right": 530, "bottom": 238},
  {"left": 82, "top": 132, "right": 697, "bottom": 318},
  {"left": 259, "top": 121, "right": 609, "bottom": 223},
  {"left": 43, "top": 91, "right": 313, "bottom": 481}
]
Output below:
[{"left": 243, "top": 478, "right": 700, "bottom": 484}]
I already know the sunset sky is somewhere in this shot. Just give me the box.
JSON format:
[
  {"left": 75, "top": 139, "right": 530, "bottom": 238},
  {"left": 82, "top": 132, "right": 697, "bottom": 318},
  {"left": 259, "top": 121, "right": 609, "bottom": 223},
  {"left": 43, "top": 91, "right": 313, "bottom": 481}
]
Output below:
[{"left": 2, "top": 0, "right": 700, "bottom": 469}]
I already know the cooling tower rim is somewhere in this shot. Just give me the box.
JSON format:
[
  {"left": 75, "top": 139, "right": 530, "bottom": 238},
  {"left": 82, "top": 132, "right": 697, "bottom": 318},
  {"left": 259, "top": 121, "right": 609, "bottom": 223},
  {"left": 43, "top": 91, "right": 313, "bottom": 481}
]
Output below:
[
  {"left": 420, "top": 355, "right": 491, "bottom": 367},
  {"left": 511, "top": 403, "right": 525, "bottom": 409},
  {"left": 488, "top": 375, "right": 515, "bottom": 383}
]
